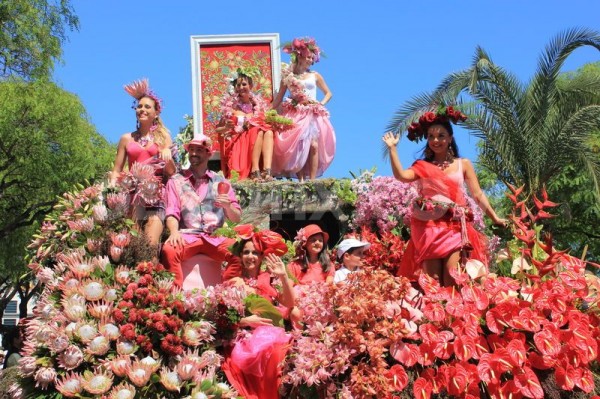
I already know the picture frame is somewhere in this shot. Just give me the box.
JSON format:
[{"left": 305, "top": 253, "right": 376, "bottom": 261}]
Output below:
[{"left": 190, "top": 33, "right": 281, "bottom": 146}]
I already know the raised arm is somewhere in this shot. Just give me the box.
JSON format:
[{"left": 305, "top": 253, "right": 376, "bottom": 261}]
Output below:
[
  {"left": 382, "top": 132, "right": 417, "bottom": 182},
  {"left": 264, "top": 253, "right": 295, "bottom": 309},
  {"left": 271, "top": 78, "right": 287, "bottom": 110},
  {"left": 315, "top": 72, "right": 332, "bottom": 106},
  {"left": 462, "top": 158, "right": 506, "bottom": 226}
]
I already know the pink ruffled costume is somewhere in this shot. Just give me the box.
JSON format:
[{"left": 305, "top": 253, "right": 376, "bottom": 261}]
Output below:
[{"left": 273, "top": 65, "right": 336, "bottom": 177}]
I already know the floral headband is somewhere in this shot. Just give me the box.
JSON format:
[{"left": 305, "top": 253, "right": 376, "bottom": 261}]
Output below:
[
  {"left": 124, "top": 78, "right": 163, "bottom": 113},
  {"left": 282, "top": 37, "right": 322, "bottom": 64},
  {"left": 231, "top": 224, "right": 288, "bottom": 257},
  {"left": 406, "top": 105, "right": 467, "bottom": 142},
  {"left": 229, "top": 66, "right": 261, "bottom": 86}
]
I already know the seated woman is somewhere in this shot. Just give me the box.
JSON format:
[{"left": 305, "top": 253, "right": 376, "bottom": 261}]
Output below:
[
  {"left": 221, "top": 225, "right": 294, "bottom": 399},
  {"left": 216, "top": 67, "right": 274, "bottom": 181},
  {"left": 111, "top": 78, "right": 176, "bottom": 248}
]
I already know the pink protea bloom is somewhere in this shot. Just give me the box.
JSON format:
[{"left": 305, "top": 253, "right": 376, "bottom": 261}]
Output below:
[
  {"left": 34, "top": 366, "right": 57, "bottom": 390},
  {"left": 111, "top": 230, "right": 131, "bottom": 248},
  {"left": 140, "top": 356, "right": 162, "bottom": 372},
  {"left": 92, "top": 203, "right": 108, "bottom": 222},
  {"left": 86, "top": 335, "right": 111, "bottom": 356},
  {"left": 86, "top": 238, "right": 103, "bottom": 253},
  {"left": 131, "top": 162, "right": 157, "bottom": 181},
  {"left": 110, "top": 245, "right": 123, "bottom": 262},
  {"left": 106, "top": 192, "right": 130, "bottom": 213},
  {"left": 182, "top": 321, "right": 214, "bottom": 347},
  {"left": 116, "top": 339, "right": 136, "bottom": 355},
  {"left": 67, "top": 217, "right": 95, "bottom": 233},
  {"left": 59, "top": 250, "right": 94, "bottom": 279},
  {"left": 64, "top": 322, "right": 78, "bottom": 338},
  {"left": 48, "top": 331, "right": 70, "bottom": 353},
  {"left": 36, "top": 267, "right": 55, "bottom": 284},
  {"left": 118, "top": 172, "right": 138, "bottom": 191},
  {"left": 114, "top": 265, "right": 132, "bottom": 284},
  {"left": 55, "top": 372, "right": 83, "bottom": 397},
  {"left": 34, "top": 298, "right": 57, "bottom": 320},
  {"left": 88, "top": 300, "right": 114, "bottom": 319},
  {"left": 18, "top": 356, "right": 38, "bottom": 376},
  {"left": 159, "top": 366, "right": 183, "bottom": 392},
  {"left": 59, "top": 275, "right": 82, "bottom": 295},
  {"left": 104, "top": 287, "right": 118, "bottom": 302},
  {"left": 107, "top": 355, "right": 131, "bottom": 378},
  {"left": 126, "top": 360, "right": 155, "bottom": 387},
  {"left": 92, "top": 255, "right": 111, "bottom": 272},
  {"left": 75, "top": 322, "right": 98, "bottom": 344},
  {"left": 8, "top": 383, "right": 24, "bottom": 399},
  {"left": 176, "top": 357, "right": 201, "bottom": 380},
  {"left": 41, "top": 220, "right": 58, "bottom": 233},
  {"left": 62, "top": 294, "right": 87, "bottom": 322},
  {"left": 99, "top": 320, "right": 120, "bottom": 340},
  {"left": 81, "top": 278, "right": 106, "bottom": 301},
  {"left": 57, "top": 345, "right": 84, "bottom": 370},
  {"left": 107, "top": 382, "right": 136, "bottom": 399},
  {"left": 81, "top": 369, "right": 114, "bottom": 395},
  {"left": 154, "top": 277, "right": 174, "bottom": 291}
]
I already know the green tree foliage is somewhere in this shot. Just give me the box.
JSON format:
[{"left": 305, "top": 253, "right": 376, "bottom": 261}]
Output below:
[
  {"left": 386, "top": 28, "right": 600, "bottom": 199},
  {"left": 0, "top": 80, "right": 114, "bottom": 276},
  {"left": 0, "top": 0, "right": 78, "bottom": 80}
]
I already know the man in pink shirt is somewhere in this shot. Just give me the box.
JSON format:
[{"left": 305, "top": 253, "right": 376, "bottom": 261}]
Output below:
[{"left": 161, "top": 135, "right": 242, "bottom": 287}]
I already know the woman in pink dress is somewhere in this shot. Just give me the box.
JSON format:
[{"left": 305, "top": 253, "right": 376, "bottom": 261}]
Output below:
[
  {"left": 272, "top": 37, "right": 336, "bottom": 181},
  {"left": 111, "top": 79, "right": 175, "bottom": 248},
  {"left": 221, "top": 225, "right": 294, "bottom": 399},
  {"left": 216, "top": 67, "right": 274, "bottom": 181},
  {"left": 287, "top": 224, "right": 334, "bottom": 284},
  {"left": 383, "top": 106, "right": 506, "bottom": 286}
]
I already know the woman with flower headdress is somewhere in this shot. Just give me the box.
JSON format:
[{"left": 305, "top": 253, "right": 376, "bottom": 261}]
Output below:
[
  {"left": 271, "top": 37, "right": 336, "bottom": 181},
  {"left": 216, "top": 67, "right": 276, "bottom": 181},
  {"left": 111, "top": 78, "right": 176, "bottom": 248},
  {"left": 383, "top": 106, "right": 506, "bottom": 287},
  {"left": 221, "top": 224, "right": 293, "bottom": 399}
]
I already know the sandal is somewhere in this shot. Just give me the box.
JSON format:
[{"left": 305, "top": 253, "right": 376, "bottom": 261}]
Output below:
[
  {"left": 261, "top": 168, "right": 274, "bottom": 182},
  {"left": 249, "top": 170, "right": 262, "bottom": 182}
]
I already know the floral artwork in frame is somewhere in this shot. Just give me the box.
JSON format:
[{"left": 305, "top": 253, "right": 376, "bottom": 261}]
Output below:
[{"left": 190, "top": 33, "right": 281, "bottom": 147}]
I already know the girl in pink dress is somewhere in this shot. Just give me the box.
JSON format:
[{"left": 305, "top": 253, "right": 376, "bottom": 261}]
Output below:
[
  {"left": 287, "top": 224, "right": 334, "bottom": 284},
  {"left": 272, "top": 37, "right": 336, "bottom": 181},
  {"left": 216, "top": 68, "right": 274, "bottom": 181},
  {"left": 221, "top": 225, "right": 294, "bottom": 399},
  {"left": 111, "top": 79, "right": 175, "bottom": 248},
  {"left": 383, "top": 106, "right": 506, "bottom": 286}
]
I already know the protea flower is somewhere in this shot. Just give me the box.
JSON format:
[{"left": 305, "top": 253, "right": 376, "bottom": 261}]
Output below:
[
  {"left": 34, "top": 297, "right": 57, "bottom": 320},
  {"left": 116, "top": 339, "right": 136, "bottom": 355},
  {"left": 81, "top": 369, "right": 114, "bottom": 395},
  {"left": 137, "top": 178, "right": 163, "bottom": 206},
  {"left": 34, "top": 366, "right": 58, "bottom": 389},
  {"left": 67, "top": 217, "right": 95, "bottom": 232},
  {"left": 159, "top": 366, "right": 183, "bottom": 392},
  {"left": 81, "top": 278, "right": 106, "bottom": 301},
  {"left": 106, "top": 192, "right": 130, "bottom": 214},
  {"left": 110, "top": 230, "right": 131, "bottom": 248},
  {"left": 36, "top": 267, "right": 55, "bottom": 284},
  {"left": 88, "top": 300, "right": 114, "bottom": 319},
  {"left": 75, "top": 322, "right": 98, "bottom": 343},
  {"left": 176, "top": 357, "right": 201, "bottom": 380},
  {"left": 55, "top": 372, "right": 83, "bottom": 397},
  {"left": 182, "top": 321, "right": 215, "bottom": 346},
  {"left": 114, "top": 266, "right": 132, "bottom": 284},
  {"left": 155, "top": 277, "right": 174, "bottom": 291},
  {"left": 117, "top": 172, "right": 138, "bottom": 192},
  {"left": 47, "top": 331, "right": 70, "bottom": 353},
  {"left": 126, "top": 360, "right": 155, "bottom": 387},
  {"left": 110, "top": 245, "right": 123, "bottom": 262},
  {"left": 131, "top": 162, "right": 156, "bottom": 181},
  {"left": 58, "top": 250, "right": 94, "bottom": 279},
  {"left": 64, "top": 322, "right": 78, "bottom": 339},
  {"left": 92, "top": 203, "right": 108, "bottom": 222},
  {"left": 87, "top": 238, "right": 103, "bottom": 253},
  {"left": 92, "top": 255, "right": 111, "bottom": 272},
  {"left": 58, "top": 275, "right": 82, "bottom": 295},
  {"left": 107, "top": 381, "right": 136, "bottom": 399},
  {"left": 18, "top": 356, "right": 38, "bottom": 377},
  {"left": 62, "top": 294, "right": 87, "bottom": 322},
  {"left": 86, "top": 335, "right": 111, "bottom": 356},
  {"left": 105, "top": 287, "right": 119, "bottom": 302},
  {"left": 106, "top": 355, "right": 131, "bottom": 377},
  {"left": 99, "top": 320, "right": 120, "bottom": 341},
  {"left": 57, "top": 345, "right": 84, "bottom": 370},
  {"left": 8, "top": 383, "right": 24, "bottom": 399}
]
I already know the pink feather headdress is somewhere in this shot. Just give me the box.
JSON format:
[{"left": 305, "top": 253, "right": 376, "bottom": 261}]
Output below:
[{"left": 123, "top": 78, "right": 163, "bottom": 113}]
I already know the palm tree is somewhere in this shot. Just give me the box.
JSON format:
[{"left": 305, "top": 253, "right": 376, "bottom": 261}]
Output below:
[{"left": 386, "top": 28, "right": 600, "bottom": 199}]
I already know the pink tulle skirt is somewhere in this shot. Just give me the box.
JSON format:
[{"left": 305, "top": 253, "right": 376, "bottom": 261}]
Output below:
[
  {"left": 222, "top": 325, "right": 291, "bottom": 399},
  {"left": 272, "top": 105, "right": 335, "bottom": 177}
]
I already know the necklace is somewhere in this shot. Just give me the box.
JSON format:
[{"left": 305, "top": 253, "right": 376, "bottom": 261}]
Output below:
[
  {"left": 432, "top": 160, "right": 450, "bottom": 170},
  {"left": 136, "top": 132, "right": 154, "bottom": 147},
  {"left": 237, "top": 101, "right": 253, "bottom": 114}
]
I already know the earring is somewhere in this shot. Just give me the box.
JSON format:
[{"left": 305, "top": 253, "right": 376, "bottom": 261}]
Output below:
[
  {"left": 136, "top": 120, "right": 140, "bottom": 131},
  {"left": 447, "top": 145, "right": 455, "bottom": 161}
]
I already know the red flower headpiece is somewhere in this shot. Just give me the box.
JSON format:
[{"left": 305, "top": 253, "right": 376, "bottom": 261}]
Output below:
[
  {"left": 124, "top": 78, "right": 163, "bottom": 113},
  {"left": 282, "top": 37, "right": 322, "bottom": 64},
  {"left": 233, "top": 224, "right": 288, "bottom": 257},
  {"left": 406, "top": 105, "right": 467, "bottom": 142}
]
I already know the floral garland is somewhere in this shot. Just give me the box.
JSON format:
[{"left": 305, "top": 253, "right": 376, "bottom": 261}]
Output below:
[
  {"left": 281, "top": 63, "right": 330, "bottom": 117},
  {"left": 407, "top": 104, "right": 467, "bottom": 142},
  {"left": 219, "top": 92, "right": 269, "bottom": 134}
]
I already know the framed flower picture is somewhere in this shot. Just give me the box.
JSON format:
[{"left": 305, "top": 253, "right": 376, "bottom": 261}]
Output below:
[{"left": 190, "top": 33, "right": 281, "bottom": 145}]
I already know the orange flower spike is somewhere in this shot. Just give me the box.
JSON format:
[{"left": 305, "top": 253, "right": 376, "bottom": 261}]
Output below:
[{"left": 533, "top": 195, "right": 544, "bottom": 210}]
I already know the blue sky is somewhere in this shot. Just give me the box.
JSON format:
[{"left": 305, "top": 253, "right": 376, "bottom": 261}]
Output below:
[{"left": 54, "top": 1, "right": 600, "bottom": 179}]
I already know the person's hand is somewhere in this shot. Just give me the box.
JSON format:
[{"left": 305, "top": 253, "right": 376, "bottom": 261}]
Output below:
[
  {"left": 492, "top": 217, "right": 509, "bottom": 228},
  {"left": 160, "top": 147, "right": 173, "bottom": 162},
  {"left": 165, "top": 230, "right": 185, "bottom": 248},
  {"left": 239, "top": 314, "right": 273, "bottom": 328},
  {"left": 382, "top": 132, "right": 400, "bottom": 149},
  {"left": 264, "top": 253, "right": 287, "bottom": 278},
  {"left": 214, "top": 193, "right": 232, "bottom": 209}
]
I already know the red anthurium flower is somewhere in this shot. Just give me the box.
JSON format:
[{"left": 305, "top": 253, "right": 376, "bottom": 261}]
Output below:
[
  {"left": 390, "top": 341, "right": 419, "bottom": 367},
  {"left": 453, "top": 336, "right": 476, "bottom": 361},
  {"left": 418, "top": 272, "right": 442, "bottom": 298},
  {"left": 533, "top": 325, "right": 561, "bottom": 357},
  {"left": 478, "top": 353, "right": 500, "bottom": 385},
  {"left": 460, "top": 285, "right": 489, "bottom": 311},
  {"left": 513, "top": 366, "right": 544, "bottom": 399},
  {"left": 413, "top": 376, "right": 433, "bottom": 399},
  {"left": 432, "top": 331, "right": 455, "bottom": 360},
  {"left": 232, "top": 224, "right": 255, "bottom": 240},
  {"left": 448, "top": 261, "right": 469, "bottom": 285},
  {"left": 421, "top": 368, "right": 446, "bottom": 394},
  {"left": 422, "top": 301, "right": 445, "bottom": 322},
  {"left": 528, "top": 351, "right": 556, "bottom": 369},
  {"left": 555, "top": 364, "right": 577, "bottom": 390},
  {"left": 445, "top": 296, "right": 465, "bottom": 318},
  {"left": 506, "top": 339, "right": 527, "bottom": 367},
  {"left": 509, "top": 307, "right": 543, "bottom": 332},
  {"left": 490, "top": 348, "right": 514, "bottom": 374},
  {"left": 417, "top": 342, "right": 436, "bottom": 366},
  {"left": 576, "top": 367, "right": 595, "bottom": 393},
  {"left": 385, "top": 364, "right": 408, "bottom": 392},
  {"left": 444, "top": 363, "right": 470, "bottom": 397},
  {"left": 419, "top": 324, "right": 440, "bottom": 343},
  {"left": 558, "top": 270, "right": 588, "bottom": 291}
]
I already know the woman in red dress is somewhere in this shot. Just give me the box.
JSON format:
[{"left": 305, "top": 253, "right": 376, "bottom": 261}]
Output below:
[
  {"left": 216, "top": 67, "right": 274, "bottom": 181},
  {"left": 383, "top": 106, "right": 506, "bottom": 286},
  {"left": 221, "top": 225, "right": 294, "bottom": 399}
]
